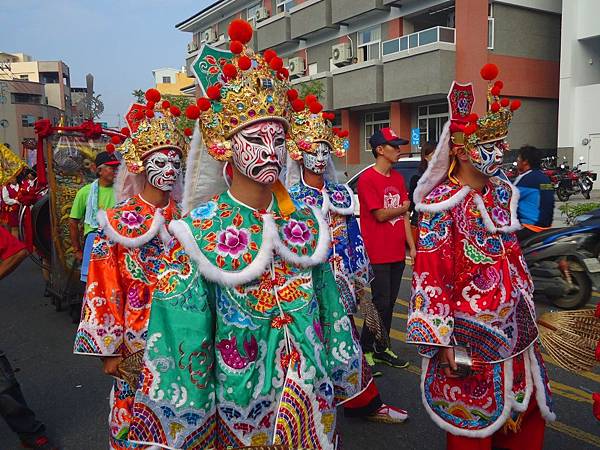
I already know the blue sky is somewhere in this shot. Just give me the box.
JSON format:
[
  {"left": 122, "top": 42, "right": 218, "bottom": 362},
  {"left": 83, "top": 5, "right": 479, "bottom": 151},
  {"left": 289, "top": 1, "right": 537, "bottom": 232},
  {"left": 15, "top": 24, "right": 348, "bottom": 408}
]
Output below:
[{"left": 0, "top": 0, "right": 212, "bottom": 126}]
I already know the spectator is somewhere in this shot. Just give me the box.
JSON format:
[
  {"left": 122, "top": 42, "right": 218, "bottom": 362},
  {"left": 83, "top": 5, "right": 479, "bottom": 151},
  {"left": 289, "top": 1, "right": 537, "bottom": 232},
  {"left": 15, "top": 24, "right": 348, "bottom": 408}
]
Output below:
[
  {"left": 0, "top": 225, "right": 59, "bottom": 449},
  {"left": 408, "top": 141, "right": 436, "bottom": 241},
  {"left": 1, "top": 174, "right": 21, "bottom": 238},
  {"left": 358, "top": 127, "right": 416, "bottom": 370},
  {"left": 514, "top": 145, "right": 555, "bottom": 242},
  {"left": 69, "top": 151, "right": 119, "bottom": 282}
]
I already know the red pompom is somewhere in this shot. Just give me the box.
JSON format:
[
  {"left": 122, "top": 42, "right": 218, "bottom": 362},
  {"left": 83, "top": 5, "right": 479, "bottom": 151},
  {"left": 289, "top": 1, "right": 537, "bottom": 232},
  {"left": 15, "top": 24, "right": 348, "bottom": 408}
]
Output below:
[
  {"left": 105, "top": 143, "right": 115, "bottom": 152},
  {"left": 287, "top": 89, "right": 298, "bottom": 101},
  {"left": 228, "top": 19, "right": 253, "bottom": 44},
  {"left": 263, "top": 49, "right": 277, "bottom": 63},
  {"left": 494, "top": 80, "right": 504, "bottom": 89},
  {"left": 145, "top": 109, "right": 155, "bottom": 118},
  {"left": 339, "top": 130, "right": 349, "bottom": 138},
  {"left": 269, "top": 57, "right": 283, "bottom": 71},
  {"left": 305, "top": 94, "right": 318, "bottom": 105},
  {"left": 146, "top": 101, "right": 155, "bottom": 110},
  {"left": 184, "top": 127, "right": 193, "bottom": 137},
  {"left": 332, "top": 127, "right": 341, "bottom": 135},
  {"left": 500, "top": 98, "right": 510, "bottom": 107},
  {"left": 277, "top": 68, "right": 289, "bottom": 80},
  {"left": 230, "top": 40, "right": 244, "bottom": 54},
  {"left": 510, "top": 99, "right": 522, "bottom": 111},
  {"left": 110, "top": 135, "right": 121, "bottom": 145},
  {"left": 197, "top": 97, "right": 211, "bottom": 111},
  {"left": 145, "top": 88, "right": 161, "bottom": 103},
  {"left": 490, "top": 102, "right": 500, "bottom": 113},
  {"left": 169, "top": 106, "right": 181, "bottom": 117},
  {"left": 291, "top": 99, "right": 305, "bottom": 112},
  {"left": 467, "top": 113, "right": 479, "bottom": 123},
  {"left": 491, "top": 85, "right": 502, "bottom": 97},
  {"left": 222, "top": 63, "right": 238, "bottom": 79},
  {"left": 161, "top": 100, "right": 171, "bottom": 109},
  {"left": 238, "top": 56, "right": 252, "bottom": 71},
  {"left": 185, "top": 104, "right": 200, "bottom": 120},
  {"left": 464, "top": 123, "right": 478, "bottom": 135},
  {"left": 309, "top": 102, "right": 323, "bottom": 114},
  {"left": 206, "top": 84, "right": 222, "bottom": 100},
  {"left": 120, "top": 127, "right": 130, "bottom": 136},
  {"left": 480, "top": 63, "right": 499, "bottom": 81}
]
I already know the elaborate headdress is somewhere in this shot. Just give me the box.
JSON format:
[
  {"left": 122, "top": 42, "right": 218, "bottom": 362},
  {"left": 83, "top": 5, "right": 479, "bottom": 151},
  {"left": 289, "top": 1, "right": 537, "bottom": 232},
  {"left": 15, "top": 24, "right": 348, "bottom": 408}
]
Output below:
[
  {"left": 0, "top": 143, "right": 27, "bottom": 186},
  {"left": 413, "top": 63, "right": 521, "bottom": 204}
]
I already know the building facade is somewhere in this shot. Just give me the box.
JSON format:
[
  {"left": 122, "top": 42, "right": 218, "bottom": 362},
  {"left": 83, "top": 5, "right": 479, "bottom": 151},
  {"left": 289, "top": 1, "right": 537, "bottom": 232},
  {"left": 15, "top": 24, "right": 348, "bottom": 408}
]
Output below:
[
  {"left": 557, "top": 0, "right": 600, "bottom": 186},
  {"left": 177, "top": 0, "right": 561, "bottom": 176},
  {"left": 152, "top": 67, "right": 195, "bottom": 96}
]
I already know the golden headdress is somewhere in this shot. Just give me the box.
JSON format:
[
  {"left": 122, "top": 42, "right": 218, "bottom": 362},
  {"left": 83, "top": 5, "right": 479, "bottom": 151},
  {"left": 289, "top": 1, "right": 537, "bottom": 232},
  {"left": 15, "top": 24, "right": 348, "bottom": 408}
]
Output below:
[
  {"left": 189, "top": 19, "right": 291, "bottom": 160},
  {"left": 0, "top": 143, "right": 27, "bottom": 186},
  {"left": 286, "top": 94, "right": 349, "bottom": 161}
]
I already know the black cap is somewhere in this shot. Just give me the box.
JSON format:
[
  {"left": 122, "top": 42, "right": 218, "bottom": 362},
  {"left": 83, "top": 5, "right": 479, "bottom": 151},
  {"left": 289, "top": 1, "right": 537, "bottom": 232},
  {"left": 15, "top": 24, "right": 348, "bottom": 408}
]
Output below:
[
  {"left": 95, "top": 151, "right": 120, "bottom": 167},
  {"left": 369, "top": 127, "right": 409, "bottom": 149}
]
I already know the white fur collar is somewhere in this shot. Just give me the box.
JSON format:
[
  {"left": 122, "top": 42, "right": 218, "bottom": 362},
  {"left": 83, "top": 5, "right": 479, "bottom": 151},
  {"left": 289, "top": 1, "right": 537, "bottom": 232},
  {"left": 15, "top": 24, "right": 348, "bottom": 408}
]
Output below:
[{"left": 97, "top": 208, "right": 170, "bottom": 249}]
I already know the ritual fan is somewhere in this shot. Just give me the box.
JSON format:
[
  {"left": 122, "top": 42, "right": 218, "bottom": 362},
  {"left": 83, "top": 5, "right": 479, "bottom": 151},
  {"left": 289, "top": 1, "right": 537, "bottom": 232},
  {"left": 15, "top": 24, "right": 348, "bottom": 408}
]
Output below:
[
  {"left": 117, "top": 350, "right": 145, "bottom": 389},
  {"left": 537, "top": 308, "right": 600, "bottom": 373},
  {"left": 360, "top": 296, "right": 390, "bottom": 351}
]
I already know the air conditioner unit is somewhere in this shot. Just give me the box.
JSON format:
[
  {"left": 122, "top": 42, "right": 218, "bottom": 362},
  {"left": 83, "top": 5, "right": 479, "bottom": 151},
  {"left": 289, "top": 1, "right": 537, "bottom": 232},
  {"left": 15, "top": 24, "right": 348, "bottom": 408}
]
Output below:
[
  {"left": 255, "top": 7, "right": 270, "bottom": 22},
  {"left": 288, "top": 57, "right": 306, "bottom": 78},
  {"left": 187, "top": 41, "right": 198, "bottom": 53},
  {"left": 203, "top": 28, "right": 217, "bottom": 43},
  {"left": 332, "top": 43, "right": 352, "bottom": 67}
]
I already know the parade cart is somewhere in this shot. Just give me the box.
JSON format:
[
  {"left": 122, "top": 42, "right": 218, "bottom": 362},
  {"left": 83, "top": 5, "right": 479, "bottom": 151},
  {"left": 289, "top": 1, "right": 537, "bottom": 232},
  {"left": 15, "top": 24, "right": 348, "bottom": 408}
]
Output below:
[{"left": 29, "top": 119, "right": 124, "bottom": 321}]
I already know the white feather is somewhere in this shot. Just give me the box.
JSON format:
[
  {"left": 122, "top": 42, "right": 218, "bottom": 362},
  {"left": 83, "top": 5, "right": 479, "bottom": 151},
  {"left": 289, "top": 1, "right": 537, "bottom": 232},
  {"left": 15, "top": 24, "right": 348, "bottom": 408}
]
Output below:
[{"left": 414, "top": 120, "right": 452, "bottom": 206}]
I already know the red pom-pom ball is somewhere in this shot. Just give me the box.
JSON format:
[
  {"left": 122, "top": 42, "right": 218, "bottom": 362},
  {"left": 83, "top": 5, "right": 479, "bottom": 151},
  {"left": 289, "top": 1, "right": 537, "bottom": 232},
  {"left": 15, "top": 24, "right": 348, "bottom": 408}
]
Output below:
[
  {"left": 184, "top": 127, "right": 193, "bottom": 137},
  {"left": 500, "top": 98, "right": 510, "bottom": 107},
  {"left": 161, "top": 100, "right": 171, "bottom": 109},
  {"left": 238, "top": 56, "right": 252, "bottom": 71},
  {"left": 170, "top": 106, "right": 181, "bottom": 117},
  {"left": 305, "top": 94, "right": 318, "bottom": 105},
  {"left": 309, "top": 102, "right": 323, "bottom": 114},
  {"left": 491, "top": 85, "right": 502, "bottom": 97},
  {"left": 480, "top": 63, "right": 499, "bottom": 81},
  {"left": 292, "top": 99, "right": 305, "bottom": 112},
  {"left": 467, "top": 113, "right": 479, "bottom": 123},
  {"left": 145, "top": 88, "right": 161, "bottom": 103},
  {"left": 206, "top": 84, "right": 222, "bottom": 100},
  {"left": 223, "top": 63, "right": 238, "bottom": 79},
  {"left": 490, "top": 102, "right": 500, "bottom": 113},
  {"left": 494, "top": 80, "right": 504, "bottom": 89},
  {"left": 197, "top": 97, "right": 211, "bottom": 111},
  {"left": 146, "top": 101, "right": 155, "bottom": 110},
  {"left": 464, "top": 123, "right": 478, "bottom": 135},
  {"left": 230, "top": 40, "right": 244, "bottom": 54},
  {"left": 339, "top": 130, "right": 349, "bottom": 138},
  {"left": 145, "top": 109, "right": 155, "bottom": 118},
  {"left": 269, "top": 57, "right": 284, "bottom": 71},
  {"left": 228, "top": 19, "right": 253, "bottom": 44},
  {"left": 110, "top": 135, "right": 121, "bottom": 145},
  {"left": 510, "top": 99, "right": 522, "bottom": 111},
  {"left": 105, "top": 143, "right": 115, "bottom": 152},
  {"left": 287, "top": 89, "right": 298, "bottom": 101},
  {"left": 120, "top": 127, "right": 130, "bottom": 136},
  {"left": 185, "top": 104, "right": 200, "bottom": 120},
  {"left": 263, "top": 49, "right": 277, "bottom": 63},
  {"left": 277, "top": 68, "right": 289, "bottom": 80}
]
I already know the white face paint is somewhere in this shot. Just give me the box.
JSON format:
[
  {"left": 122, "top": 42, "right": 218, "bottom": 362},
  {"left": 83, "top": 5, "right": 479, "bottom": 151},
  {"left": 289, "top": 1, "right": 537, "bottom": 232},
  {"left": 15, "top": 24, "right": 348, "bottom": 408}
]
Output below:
[
  {"left": 143, "top": 149, "right": 182, "bottom": 191},
  {"left": 469, "top": 139, "right": 507, "bottom": 177},
  {"left": 302, "top": 142, "right": 331, "bottom": 175},
  {"left": 231, "top": 120, "right": 286, "bottom": 185}
]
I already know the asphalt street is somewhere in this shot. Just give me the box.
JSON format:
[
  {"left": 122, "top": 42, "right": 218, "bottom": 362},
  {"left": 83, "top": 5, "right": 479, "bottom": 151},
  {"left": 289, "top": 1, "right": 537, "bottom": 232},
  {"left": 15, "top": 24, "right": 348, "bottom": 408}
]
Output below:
[{"left": 1, "top": 258, "right": 599, "bottom": 450}]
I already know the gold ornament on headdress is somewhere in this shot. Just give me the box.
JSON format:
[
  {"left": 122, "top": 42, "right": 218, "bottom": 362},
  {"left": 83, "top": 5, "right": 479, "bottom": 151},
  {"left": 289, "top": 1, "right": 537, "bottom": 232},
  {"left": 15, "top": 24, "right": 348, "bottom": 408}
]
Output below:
[
  {"left": 287, "top": 97, "right": 349, "bottom": 161},
  {"left": 0, "top": 143, "right": 27, "bottom": 186},
  {"left": 191, "top": 19, "right": 291, "bottom": 161}
]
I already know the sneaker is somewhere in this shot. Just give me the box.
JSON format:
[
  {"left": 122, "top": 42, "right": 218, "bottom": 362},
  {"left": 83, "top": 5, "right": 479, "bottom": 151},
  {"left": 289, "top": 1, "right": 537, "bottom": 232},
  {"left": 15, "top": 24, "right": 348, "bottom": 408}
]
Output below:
[
  {"left": 373, "top": 349, "right": 409, "bottom": 369},
  {"left": 364, "top": 351, "right": 375, "bottom": 367},
  {"left": 366, "top": 404, "right": 408, "bottom": 424},
  {"left": 21, "top": 435, "right": 59, "bottom": 450}
]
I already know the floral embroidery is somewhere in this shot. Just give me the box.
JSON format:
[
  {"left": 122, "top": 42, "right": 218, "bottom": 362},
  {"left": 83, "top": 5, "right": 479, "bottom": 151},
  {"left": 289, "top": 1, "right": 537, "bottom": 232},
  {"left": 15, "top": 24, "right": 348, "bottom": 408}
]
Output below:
[
  {"left": 119, "top": 210, "right": 146, "bottom": 229},
  {"left": 491, "top": 206, "right": 509, "bottom": 226},
  {"left": 331, "top": 190, "right": 346, "bottom": 203},
  {"left": 191, "top": 201, "right": 218, "bottom": 220},
  {"left": 283, "top": 219, "right": 311, "bottom": 245},
  {"left": 217, "top": 226, "right": 250, "bottom": 256}
]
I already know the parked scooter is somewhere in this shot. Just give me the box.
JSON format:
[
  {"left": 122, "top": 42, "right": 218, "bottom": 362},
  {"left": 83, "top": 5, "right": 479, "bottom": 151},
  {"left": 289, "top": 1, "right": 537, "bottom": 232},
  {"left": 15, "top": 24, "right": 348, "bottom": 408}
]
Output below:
[
  {"left": 555, "top": 156, "right": 597, "bottom": 201},
  {"left": 520, "top": 215, "right": 600, "bottom": 309}
]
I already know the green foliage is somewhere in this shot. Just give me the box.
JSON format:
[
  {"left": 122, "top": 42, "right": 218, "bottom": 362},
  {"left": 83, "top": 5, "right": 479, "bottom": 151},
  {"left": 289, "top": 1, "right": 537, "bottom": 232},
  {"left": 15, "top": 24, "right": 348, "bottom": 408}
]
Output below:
[
  {"left": 163, "top": 95, "right": 195, "bottom": 132},
  {"left": 132, "top": 89, "right": 145, "bottom": 103},
  {"left": 298, "top": 80, "right": 325, "bottom": 100},
  {"left": 559, "top": 202, "right": 600, "bottom": 225}
]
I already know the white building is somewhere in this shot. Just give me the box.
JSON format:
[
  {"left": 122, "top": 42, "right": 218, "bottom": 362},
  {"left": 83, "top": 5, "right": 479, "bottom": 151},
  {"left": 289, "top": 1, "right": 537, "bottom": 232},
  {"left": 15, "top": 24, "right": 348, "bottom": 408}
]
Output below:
[{"left": 557, "top": 0, "right": 600, "bottom": 186}]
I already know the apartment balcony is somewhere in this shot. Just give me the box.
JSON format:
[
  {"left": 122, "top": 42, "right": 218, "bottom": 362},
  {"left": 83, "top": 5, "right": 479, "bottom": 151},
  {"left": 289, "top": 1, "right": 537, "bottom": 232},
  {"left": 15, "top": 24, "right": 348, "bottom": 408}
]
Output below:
[
  {"left": 291, "top": 72, "right": 334, "bottom": 110},
  {"left": 185, "top": 53, "right": 197, "bottom": 78},
  {"left": 382, "top": 27, "right": 456, "bottom": 101},
  {"left": 332, "top": 61, "right": 383, "bottom": 109},
  {"left": 290, "top": 0, "right": 337, "bottom": 40},
  {"left": 331, "top": 0, "right": 389, "bottom": 24},
  {"left": 256, "top": 13, "right": 291, "bottom": 52}
]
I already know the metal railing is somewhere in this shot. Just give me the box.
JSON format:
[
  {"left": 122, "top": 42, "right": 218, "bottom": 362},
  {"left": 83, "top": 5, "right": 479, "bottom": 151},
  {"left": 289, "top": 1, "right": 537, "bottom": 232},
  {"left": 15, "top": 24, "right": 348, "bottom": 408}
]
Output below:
[{"left": 382, "top": 26, "right": 456, "bottom": 57}]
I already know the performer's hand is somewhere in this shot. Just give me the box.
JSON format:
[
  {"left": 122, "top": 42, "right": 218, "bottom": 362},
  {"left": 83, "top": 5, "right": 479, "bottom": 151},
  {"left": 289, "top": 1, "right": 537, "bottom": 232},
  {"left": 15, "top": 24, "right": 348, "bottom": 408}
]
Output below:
[
  {"left": 409, "top": 247, "right": 417, "bottom": 261},
  {"left": 439, "top": 347, "right": 458, "bottom": 378},
  {"left": 74, "top": 249, "right": 83, "bottom": 262},
  {"left": 101, "top": 356, "right": 123, "bottom": 376}
]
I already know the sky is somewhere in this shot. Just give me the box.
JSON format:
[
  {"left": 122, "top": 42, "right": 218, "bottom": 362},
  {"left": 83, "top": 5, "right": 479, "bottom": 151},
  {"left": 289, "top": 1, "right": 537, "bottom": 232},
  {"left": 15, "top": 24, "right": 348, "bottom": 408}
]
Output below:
[{"left": 0, "top": 0, "right": 212, "bottom": 127}]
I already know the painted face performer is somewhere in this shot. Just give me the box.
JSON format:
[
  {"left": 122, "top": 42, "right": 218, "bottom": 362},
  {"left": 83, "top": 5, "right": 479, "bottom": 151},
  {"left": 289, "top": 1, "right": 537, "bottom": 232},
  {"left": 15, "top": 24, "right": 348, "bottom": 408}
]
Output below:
[
  {"left": 128, "top": 19, "right": 363, "bottom": 449},
  {"left": 407, "top": 64, "right": 555, "bottom": 450},
  {"left": 285, "top": 97, "right": 409, "bottom": 424},
  {"left": 73, "top": 89, "right": 189, "bottom": 450}
]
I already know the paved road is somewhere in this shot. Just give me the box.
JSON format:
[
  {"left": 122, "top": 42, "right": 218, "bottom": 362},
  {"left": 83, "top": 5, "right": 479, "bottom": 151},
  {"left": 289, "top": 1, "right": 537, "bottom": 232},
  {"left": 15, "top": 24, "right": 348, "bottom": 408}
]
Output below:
[{"left": 1, "top": 258, "right": 599, "bottom": 449}]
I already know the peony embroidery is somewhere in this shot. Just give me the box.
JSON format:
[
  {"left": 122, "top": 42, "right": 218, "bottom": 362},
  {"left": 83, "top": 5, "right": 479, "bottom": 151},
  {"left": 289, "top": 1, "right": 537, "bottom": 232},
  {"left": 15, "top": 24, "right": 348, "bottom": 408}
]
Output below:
[
  {"left": 217, "top": 226, "right": 250, "bottom": 257},
  {"left": 331, "top": 190, "right": 347, "bottom": 204},
  {"left": 119, "top": 211, "right": 145, "bottom": 229},
  {"left": 283, "top": 219, "right": 311, "bottom": 245},
  {"left": 491, "top": 206, "right": 509, "bottom": 225},
  {"left": 191, "top": 201, "right": 218, "bottom": 220}
]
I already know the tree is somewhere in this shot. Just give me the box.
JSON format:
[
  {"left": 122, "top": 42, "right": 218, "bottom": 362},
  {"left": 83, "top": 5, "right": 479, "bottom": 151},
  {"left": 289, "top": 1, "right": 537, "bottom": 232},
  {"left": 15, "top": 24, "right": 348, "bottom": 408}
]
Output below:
[
  {"left": 163, "top": 95, "right": 195, "bottom": 132},
  {"left": 298, "top": 80, "right": 325, "bottom": 100},
  {"left": 132, "top": 89, "right": 145, "bottom": 103}
]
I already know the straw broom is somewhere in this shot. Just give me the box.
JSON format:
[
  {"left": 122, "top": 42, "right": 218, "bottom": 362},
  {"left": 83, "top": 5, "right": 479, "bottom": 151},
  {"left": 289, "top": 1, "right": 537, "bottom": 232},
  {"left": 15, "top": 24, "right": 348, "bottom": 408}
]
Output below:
[{"left": 537, "top": 308, "right": 600, "bottom": 373}]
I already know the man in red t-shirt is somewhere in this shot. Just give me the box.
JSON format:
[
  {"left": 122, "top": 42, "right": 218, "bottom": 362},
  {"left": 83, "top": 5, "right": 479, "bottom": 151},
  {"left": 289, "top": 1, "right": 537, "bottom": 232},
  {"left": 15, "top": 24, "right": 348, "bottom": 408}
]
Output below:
[{"left": 358, "top": 128, "right": 416, "bottom": 370}]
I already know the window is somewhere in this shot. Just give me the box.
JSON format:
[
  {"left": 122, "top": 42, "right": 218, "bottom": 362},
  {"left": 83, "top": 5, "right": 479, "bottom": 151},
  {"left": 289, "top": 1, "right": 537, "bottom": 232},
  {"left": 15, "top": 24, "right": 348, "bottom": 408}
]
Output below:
[
  {"left": 364, "top": 111, "right": 389, "bottom": 152},
  {"left": 11, "top": 93, "right": 41, "bottom": 104},
  {"left": 417, "top": 103, "right": 449, "bottom": 145},
  {"left": 357, "top": 26, "right": 381, "bottom": 62},
  {"left": 162, "top": 76, "right": 172, "bottom": 84},
  {"left": 247, "top": 3, "right": 261, "bottom": 27},
  {"left": 19, "top": 74, "right": 28, "bottom": 80},
  {"left": 39, "top": 72, "right": 59, "bottom": 83},
  {"left": 21, "top": 114, "right": 36, "bottom": 127},
  {"left": 488, "top": 17, "right": 494, "bottom": 49},
  {"left": 276, "top": 0, "right": 294, "bottom": 13},
  {"left": 308, "top": 63, "right": 318, "bottom": 76}
]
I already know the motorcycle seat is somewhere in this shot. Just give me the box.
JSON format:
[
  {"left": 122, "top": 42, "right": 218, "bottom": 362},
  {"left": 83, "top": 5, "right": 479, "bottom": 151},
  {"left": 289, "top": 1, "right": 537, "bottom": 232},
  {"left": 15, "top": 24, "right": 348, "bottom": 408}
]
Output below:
[{"left": 520, "top": 227, "right": 566, "bottom": 247}]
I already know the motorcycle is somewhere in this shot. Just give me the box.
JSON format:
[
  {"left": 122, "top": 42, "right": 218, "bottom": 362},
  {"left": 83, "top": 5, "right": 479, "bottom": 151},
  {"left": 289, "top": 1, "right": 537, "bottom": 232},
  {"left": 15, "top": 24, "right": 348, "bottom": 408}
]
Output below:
[
  {"left": 555, "top": 156, "right": 596, "bottom": 201},
  {"left": 520, "top": 215, "right": 600, "bottom": 309}
]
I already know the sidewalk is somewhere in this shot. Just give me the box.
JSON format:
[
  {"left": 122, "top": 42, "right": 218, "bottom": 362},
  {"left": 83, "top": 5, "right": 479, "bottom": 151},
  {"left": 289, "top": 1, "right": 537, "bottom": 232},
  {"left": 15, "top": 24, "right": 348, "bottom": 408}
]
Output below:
[{"left": 553, "top": 190, "right": 600, "bottom": 228}]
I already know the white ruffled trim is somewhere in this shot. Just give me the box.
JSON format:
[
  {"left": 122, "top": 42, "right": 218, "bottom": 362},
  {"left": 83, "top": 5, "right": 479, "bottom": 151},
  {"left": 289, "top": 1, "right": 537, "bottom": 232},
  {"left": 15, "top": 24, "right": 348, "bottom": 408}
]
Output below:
[
  {"left": 415, "top": 185, "right": 471, "bottom": 214},
  {"left": 510, "top": 345, "right": 533, "bottom": 413},
  {"left": 420, "top": 356, "right": 514, "bottom": 438},
  {"left": 528, "top": 346, "right": 556, "bottom": 422},
  {"left": 97, "top": 208, "right": 166, "bottom": 249}
]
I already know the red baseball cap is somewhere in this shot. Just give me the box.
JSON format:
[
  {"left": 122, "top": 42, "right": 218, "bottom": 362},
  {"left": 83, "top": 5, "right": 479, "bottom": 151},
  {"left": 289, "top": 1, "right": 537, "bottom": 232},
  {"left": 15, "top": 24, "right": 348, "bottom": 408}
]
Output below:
[{"left": 369, "top": 127, "right": 409, "bottom": 149}]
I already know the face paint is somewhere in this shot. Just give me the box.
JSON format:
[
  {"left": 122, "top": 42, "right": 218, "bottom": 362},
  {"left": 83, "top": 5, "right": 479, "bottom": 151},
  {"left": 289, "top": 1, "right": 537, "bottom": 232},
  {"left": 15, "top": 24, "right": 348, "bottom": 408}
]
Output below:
[
  {"left": 143, "top": 149, "right": 182, "bottom": 191},
  {"left": 469, "top": 139, "right": 507, "bottom": 177},
  {"left": 302, "top": 142, "right": 331, "bottom": 175},
  {"left": 231, "top": 120, "right": 286, "bottom": 185}
]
